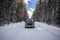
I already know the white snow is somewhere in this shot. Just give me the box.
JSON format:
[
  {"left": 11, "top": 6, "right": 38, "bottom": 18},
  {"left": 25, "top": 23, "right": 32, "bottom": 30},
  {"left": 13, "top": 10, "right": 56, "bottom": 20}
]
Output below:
[{"left": 0, "top": 22, "right": 60, "bottom": 40}]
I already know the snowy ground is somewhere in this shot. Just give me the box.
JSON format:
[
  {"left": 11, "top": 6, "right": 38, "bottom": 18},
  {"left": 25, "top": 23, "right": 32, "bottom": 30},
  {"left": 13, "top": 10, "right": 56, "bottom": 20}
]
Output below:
[{"left": 0, "top": 22, "right": 60, "bottom": 40}]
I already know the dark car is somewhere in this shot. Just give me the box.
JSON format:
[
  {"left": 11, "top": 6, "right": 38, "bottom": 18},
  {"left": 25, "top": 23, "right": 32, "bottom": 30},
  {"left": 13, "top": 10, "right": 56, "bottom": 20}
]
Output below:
[{"left": 25, "top": 19, "right": 35, "bottom": 28}]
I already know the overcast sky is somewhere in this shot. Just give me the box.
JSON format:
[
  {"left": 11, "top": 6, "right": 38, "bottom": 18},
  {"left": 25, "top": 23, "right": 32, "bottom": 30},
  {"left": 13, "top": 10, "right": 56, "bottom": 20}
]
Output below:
[{"left": 24, "top": 0, "right": 38, "bottom": 18}]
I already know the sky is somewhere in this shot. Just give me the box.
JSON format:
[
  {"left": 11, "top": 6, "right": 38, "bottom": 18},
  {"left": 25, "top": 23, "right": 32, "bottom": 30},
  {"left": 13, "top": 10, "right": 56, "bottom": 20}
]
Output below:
[{"left": 24, "top": 0, "right": 38, "bottom": 18}]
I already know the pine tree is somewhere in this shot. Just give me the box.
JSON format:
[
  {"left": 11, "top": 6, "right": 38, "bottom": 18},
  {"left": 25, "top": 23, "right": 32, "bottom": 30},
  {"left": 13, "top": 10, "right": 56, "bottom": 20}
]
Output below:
[
  {"left": 32, "top": 0, "right": 60, "bottom": 27},
  {"left": 0, "top": 0, "right": 28, "bottom": 26}
]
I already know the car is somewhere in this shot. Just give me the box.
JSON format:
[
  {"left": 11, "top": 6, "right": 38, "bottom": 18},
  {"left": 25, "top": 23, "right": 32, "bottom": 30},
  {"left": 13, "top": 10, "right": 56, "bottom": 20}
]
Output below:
[{"left": 25, "top": 19, "right": 35, "bottom": 28}]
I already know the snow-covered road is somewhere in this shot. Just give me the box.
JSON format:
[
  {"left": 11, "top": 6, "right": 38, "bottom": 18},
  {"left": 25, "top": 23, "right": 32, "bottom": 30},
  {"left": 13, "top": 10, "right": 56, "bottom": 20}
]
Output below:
[{"left": 0, "top": 22, "right": 60, "bottom": 40}]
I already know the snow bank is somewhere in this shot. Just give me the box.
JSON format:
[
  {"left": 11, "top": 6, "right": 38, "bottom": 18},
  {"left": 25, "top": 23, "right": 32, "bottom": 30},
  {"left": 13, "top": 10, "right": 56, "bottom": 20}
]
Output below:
[{"left": 0, "top": 22, "right": 60, "bottom": 40}]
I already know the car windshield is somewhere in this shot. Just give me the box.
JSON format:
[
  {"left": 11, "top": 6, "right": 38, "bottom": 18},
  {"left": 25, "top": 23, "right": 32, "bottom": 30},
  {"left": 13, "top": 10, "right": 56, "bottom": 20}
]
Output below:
[{"left": 27, "top": 19, "right": 33, "bottom": 23}]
